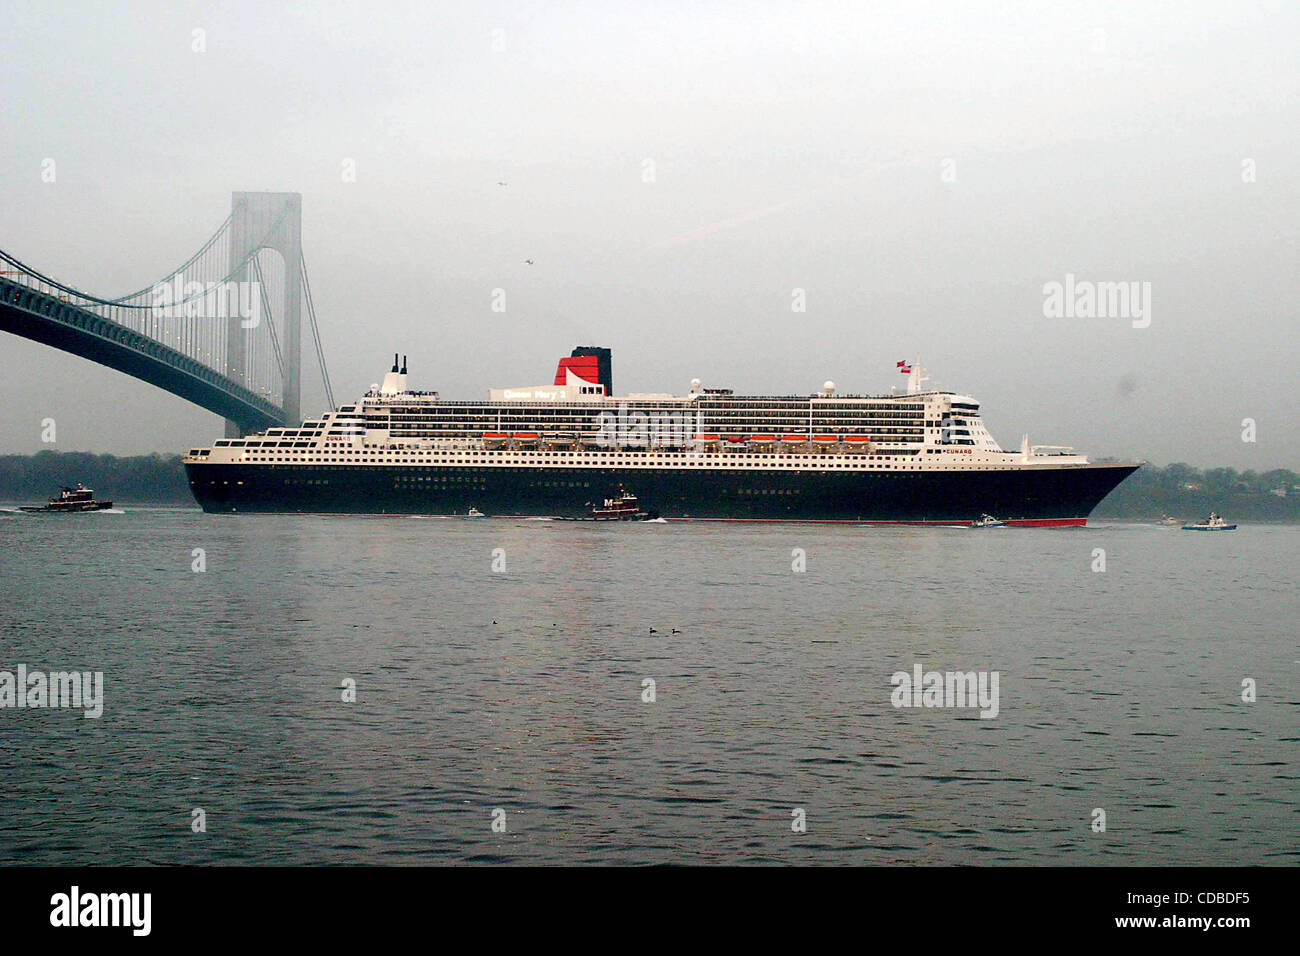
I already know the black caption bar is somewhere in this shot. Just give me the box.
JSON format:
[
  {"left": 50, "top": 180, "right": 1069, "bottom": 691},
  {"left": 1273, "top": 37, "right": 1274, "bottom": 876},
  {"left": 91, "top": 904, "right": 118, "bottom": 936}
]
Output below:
[{"left": 0, "top": 865, "right": 1277, "bottom": 943}]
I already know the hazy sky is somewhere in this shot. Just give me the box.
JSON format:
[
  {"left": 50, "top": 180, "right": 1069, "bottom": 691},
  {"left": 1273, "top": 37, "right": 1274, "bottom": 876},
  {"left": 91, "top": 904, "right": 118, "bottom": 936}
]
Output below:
[{"left": 1, "top": 1, "right": 1296, "bottom": 468}]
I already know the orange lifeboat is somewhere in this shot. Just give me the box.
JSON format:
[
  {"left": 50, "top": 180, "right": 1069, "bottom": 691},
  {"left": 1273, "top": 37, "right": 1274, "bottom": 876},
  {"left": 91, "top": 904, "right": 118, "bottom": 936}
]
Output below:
[{"left": 843, "top": 435, "right": 873, "bottom": 454}]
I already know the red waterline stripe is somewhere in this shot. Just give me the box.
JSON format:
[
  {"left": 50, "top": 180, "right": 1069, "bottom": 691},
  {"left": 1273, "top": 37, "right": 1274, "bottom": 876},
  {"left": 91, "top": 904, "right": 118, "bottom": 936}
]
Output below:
[
  {"left": 664, "top": 516, "right": 1089, "bottom": 527},
  {"left": 1004, "top": 517, "right": 1088, "bottom": 528}
]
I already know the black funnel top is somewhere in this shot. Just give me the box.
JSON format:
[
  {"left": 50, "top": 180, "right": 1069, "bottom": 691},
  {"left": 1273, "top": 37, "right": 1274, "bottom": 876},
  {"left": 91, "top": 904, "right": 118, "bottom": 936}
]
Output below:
[{"left": 571, "top": 346, "right": 613, "bottom": 396}]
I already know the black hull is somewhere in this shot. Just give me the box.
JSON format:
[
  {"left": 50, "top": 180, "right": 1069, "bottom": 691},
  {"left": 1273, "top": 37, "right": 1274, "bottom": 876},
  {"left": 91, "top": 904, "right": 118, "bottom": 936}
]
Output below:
[{"left": 185, "top": 461, "right": 1140, "bottom": 525}]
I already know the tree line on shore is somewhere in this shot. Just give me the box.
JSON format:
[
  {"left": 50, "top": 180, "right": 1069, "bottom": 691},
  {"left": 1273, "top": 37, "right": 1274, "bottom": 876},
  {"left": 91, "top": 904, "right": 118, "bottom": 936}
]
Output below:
[
  {"left": 1084, "top": 462, "right": 1299, "bottom": 520},
  {"left": 0, "top": 451, "right": 191, "bottom": 503},
  {"left": 2, "top": 450, "right": 1298, "bottom": 519}
]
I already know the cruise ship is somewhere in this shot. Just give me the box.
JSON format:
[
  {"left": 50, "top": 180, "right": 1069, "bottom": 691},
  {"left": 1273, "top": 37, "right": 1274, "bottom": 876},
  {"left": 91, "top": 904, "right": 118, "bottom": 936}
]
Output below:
[{"left": 183, "top": 347, "right": 1141, "bottom": 524}]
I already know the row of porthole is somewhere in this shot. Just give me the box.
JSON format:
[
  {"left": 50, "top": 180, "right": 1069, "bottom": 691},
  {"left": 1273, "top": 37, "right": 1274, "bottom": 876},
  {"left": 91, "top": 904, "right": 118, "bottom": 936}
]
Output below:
[
  {"left": 238, "top": 458, "right": 954, "bottom": 471},
  {"left": 233, "top": 468, "right": 1029, "bottom": 480},
  {"left": 242, "top": 452, "right": 927, "bottom": 463}
]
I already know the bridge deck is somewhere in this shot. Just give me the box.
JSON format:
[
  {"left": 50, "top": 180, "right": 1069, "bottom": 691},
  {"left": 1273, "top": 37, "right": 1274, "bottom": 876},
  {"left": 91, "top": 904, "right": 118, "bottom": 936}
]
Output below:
[{"left": 1, "top": 276, "right": 285, "bottom": 433}]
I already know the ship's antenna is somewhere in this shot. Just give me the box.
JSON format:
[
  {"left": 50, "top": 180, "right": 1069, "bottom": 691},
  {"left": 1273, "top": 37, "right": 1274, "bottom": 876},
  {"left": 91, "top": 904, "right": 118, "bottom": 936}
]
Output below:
[{"left": 907, "top": 357, "right": 930, "bottom": 395}]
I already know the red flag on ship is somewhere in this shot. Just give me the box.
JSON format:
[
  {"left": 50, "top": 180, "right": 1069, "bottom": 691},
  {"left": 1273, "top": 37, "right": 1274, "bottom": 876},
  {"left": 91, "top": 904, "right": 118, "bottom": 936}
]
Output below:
[{"left": 897, "top": 361, "right": 912, "bottom": 373}]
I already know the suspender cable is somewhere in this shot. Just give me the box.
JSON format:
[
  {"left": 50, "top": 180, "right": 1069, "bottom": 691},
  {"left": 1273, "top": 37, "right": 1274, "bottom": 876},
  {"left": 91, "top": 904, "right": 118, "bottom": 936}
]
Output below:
[
  {"left": 251, "top": 256, "right": 285, "bottom": 378},
  {"left": 299, "top": 250, "right": 335, "bottom": 411}
]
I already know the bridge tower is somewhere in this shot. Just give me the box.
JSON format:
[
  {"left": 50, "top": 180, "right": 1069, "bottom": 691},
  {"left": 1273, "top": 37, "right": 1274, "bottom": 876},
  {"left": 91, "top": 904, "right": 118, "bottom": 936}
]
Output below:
[{"left": 225, "top": 191, "right": 302, "bottom": 436}]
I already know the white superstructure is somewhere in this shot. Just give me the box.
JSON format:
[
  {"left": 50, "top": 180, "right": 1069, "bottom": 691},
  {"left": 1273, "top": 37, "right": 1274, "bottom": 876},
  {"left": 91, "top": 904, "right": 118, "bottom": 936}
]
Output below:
[{"left": 184, "top": 355, "right": 1097, "bottom": 475}]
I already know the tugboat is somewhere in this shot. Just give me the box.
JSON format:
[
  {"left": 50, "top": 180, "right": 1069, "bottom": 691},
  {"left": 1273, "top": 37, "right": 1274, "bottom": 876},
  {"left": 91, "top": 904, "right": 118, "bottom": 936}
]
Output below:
[
  {"left": 1181, "top": 512, "right": 1236, "bottom": 531},
  {"left": 970, "top": 513, "right": 1007, "bottom": 528},
  {"left": 560, "top": 491, "right": 658, "bottom": 522},
  {"left": 20, "top": 483, "right": 113, "bottom": 513}
]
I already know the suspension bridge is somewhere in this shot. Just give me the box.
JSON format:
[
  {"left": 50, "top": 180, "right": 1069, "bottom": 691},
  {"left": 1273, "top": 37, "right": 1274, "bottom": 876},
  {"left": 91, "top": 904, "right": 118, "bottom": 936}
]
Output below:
[{"left": 0, "top": 191, "right": 333, "bottom": 436}]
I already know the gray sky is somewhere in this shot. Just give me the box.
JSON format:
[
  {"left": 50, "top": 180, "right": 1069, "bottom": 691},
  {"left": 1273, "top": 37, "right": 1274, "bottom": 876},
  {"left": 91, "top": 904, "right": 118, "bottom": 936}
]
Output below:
[{"left": 1, "top": 0, "right": 1296, "bottom": 468}]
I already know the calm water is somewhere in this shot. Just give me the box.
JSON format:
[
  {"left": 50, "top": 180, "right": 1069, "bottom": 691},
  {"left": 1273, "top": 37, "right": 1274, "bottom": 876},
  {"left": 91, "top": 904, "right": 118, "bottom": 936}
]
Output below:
[{"left": 1, "top": 506, "right": 1296, "bottom": 865}]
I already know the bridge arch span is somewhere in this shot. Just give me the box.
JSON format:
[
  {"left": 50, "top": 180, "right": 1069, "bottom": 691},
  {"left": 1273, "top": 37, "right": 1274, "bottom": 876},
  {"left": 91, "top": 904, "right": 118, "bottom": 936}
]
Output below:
[{"left": 0, "top": 191, "right": 332, "bottom": 436}]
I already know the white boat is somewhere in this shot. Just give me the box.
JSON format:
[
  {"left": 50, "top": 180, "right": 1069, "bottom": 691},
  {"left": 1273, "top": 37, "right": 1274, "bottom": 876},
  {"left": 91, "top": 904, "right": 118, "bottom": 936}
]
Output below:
[
  {"left": 1158, "top": 515, "right": 1179, "bottom": 526},
  {"left": 1182, "top": 513, "right": 1236, "bottom": 531},
  {"left": 464, "top": 507, "right": 486, "bottom": 518},
  {"left": 970, "top": 513, "right": 1007, "bottom": 528}
]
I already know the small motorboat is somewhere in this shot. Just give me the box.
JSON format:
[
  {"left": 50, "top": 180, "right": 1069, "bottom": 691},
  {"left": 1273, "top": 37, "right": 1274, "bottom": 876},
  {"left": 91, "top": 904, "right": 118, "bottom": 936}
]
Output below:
[
  {"left": 1182, "top": 513, "right": 1236, "bottom": 531},
  {"left": 970, "top": 513, "right": 1007, "bottom": 528},
  {"left": 464, "top": 507, "right": 486, "bottom": 518},
  {"left": 1158, "top": 514, "right": 1179, "bottom": 526},
  {"left": 20, "top": 483, "right": 113, "bottom": 513},
  {"left": 558, "top": 491, "right": 658, "bottom": 522}
]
